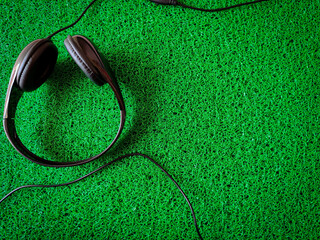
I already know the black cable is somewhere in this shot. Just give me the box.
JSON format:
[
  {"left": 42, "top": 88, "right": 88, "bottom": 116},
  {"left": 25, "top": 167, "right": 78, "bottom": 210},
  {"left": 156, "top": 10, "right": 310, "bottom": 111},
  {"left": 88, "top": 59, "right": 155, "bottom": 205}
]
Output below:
[
  {"left": 46, "top": 0, "right": 99, "bottom": 39},
  {"left": 46, "top": 0, "right": 269, "bottom": 40},
  {"left": 177, "top": 0, "right": 268, "bottom": 12},
  {"left": 0, "top": 153, "right": 203, "bottom": 239},
  {"left": 149, "top": 0, "right": 268, "bottom": 12}
]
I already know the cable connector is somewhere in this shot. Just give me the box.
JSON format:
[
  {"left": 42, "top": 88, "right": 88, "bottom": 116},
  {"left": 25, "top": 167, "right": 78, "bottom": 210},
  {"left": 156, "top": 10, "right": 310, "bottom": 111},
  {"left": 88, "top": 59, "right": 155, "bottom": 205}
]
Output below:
[{"left": 149, "top": 0, "right": 177, "bottom": 5}]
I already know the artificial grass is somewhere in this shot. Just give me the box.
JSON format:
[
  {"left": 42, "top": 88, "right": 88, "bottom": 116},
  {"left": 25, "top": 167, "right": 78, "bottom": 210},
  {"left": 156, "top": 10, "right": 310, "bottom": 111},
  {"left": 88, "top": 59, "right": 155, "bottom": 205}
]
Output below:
[{"left": 0, "top": 0, "right": 319, "bottom": 239}]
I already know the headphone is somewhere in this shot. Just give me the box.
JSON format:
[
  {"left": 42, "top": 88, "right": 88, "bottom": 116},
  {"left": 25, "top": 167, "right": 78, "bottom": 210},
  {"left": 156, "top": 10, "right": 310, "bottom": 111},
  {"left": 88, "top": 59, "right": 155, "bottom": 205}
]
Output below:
[{"left": 3, "top": 34, "right": 125, "bottom": 167}]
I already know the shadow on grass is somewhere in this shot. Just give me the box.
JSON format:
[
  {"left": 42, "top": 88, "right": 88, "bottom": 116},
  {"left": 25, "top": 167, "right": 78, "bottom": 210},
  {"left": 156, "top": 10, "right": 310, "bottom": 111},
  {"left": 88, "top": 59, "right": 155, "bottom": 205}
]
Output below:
[{"left": 36, "top": 47, "right": 159, "bottom": 164}]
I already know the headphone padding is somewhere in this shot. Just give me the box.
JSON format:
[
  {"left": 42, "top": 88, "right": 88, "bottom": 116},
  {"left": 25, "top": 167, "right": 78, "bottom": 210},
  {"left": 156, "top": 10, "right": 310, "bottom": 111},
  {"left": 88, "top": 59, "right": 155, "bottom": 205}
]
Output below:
[
  {"left": 64, "top": 35, "right": 105, "bottom": 86},
  {"left": 16, "top": 39, "right": 58, "bottom": 92}
]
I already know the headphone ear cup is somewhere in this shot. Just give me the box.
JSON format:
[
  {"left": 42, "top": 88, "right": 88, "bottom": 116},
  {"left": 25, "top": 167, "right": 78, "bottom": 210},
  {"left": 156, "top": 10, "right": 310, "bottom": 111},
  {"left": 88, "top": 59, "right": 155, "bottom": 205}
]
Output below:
[
  {"left": 64, "top": 35, "right": 106, "bottom": 86},
  {"left": 16, "top": 39, "right": 58, "bottom": 92}
]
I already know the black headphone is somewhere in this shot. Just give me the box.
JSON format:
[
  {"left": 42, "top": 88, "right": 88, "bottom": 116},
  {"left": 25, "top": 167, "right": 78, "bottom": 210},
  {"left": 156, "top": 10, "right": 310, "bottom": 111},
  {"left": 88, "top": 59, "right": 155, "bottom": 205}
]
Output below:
[{"left": 3, "top": 34, "right": 125, "bottom": 167}]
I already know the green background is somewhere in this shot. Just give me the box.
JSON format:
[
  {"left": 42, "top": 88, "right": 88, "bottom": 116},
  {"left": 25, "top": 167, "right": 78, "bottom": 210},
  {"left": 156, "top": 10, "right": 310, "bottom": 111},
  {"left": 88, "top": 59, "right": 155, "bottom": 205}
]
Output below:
[{"left": 0, "top": 0, "right": 319, "bottom": 239}]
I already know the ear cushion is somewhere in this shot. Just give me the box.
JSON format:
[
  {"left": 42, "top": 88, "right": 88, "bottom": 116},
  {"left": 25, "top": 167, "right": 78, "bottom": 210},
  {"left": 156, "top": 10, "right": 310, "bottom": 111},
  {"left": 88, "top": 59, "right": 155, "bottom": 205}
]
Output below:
[
  {"left": 16, "top": 39, "right": 58, "bottom": 92},
  {"left": 64, "top": 35, "right": 106, "bottom": 86}
]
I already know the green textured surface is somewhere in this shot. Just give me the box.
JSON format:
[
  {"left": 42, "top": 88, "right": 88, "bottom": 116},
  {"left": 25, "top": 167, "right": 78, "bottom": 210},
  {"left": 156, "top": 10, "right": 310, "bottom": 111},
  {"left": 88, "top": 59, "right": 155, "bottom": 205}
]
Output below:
[{"left": 0, "top": 0, "right": 319, "bottom": 239}]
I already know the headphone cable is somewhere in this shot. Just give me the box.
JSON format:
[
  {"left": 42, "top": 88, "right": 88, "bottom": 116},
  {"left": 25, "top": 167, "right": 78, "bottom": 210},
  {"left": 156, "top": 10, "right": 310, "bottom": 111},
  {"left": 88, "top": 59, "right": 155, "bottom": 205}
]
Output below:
[
  {"left": 0, "top": 153, "right": 203, "bottom": 239},
  {"left": 46, "top": 0, "right": 99, "bottom": 39},
  {"left": 47, "top": 0, "right": 269, "bottom": 39},
  {"left": 176, "top": 0, "right": 268, "bottom": 12},
  {"left": 149, "top": 0, "right": 268, "bottom": 11}
]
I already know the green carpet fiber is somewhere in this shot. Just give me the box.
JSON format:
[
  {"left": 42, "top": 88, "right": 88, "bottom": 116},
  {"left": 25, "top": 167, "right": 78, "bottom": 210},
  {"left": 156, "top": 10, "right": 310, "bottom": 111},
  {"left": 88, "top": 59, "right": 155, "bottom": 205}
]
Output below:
[{"left": 0, "top": 0, "right": 319, "bottom": 239}]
